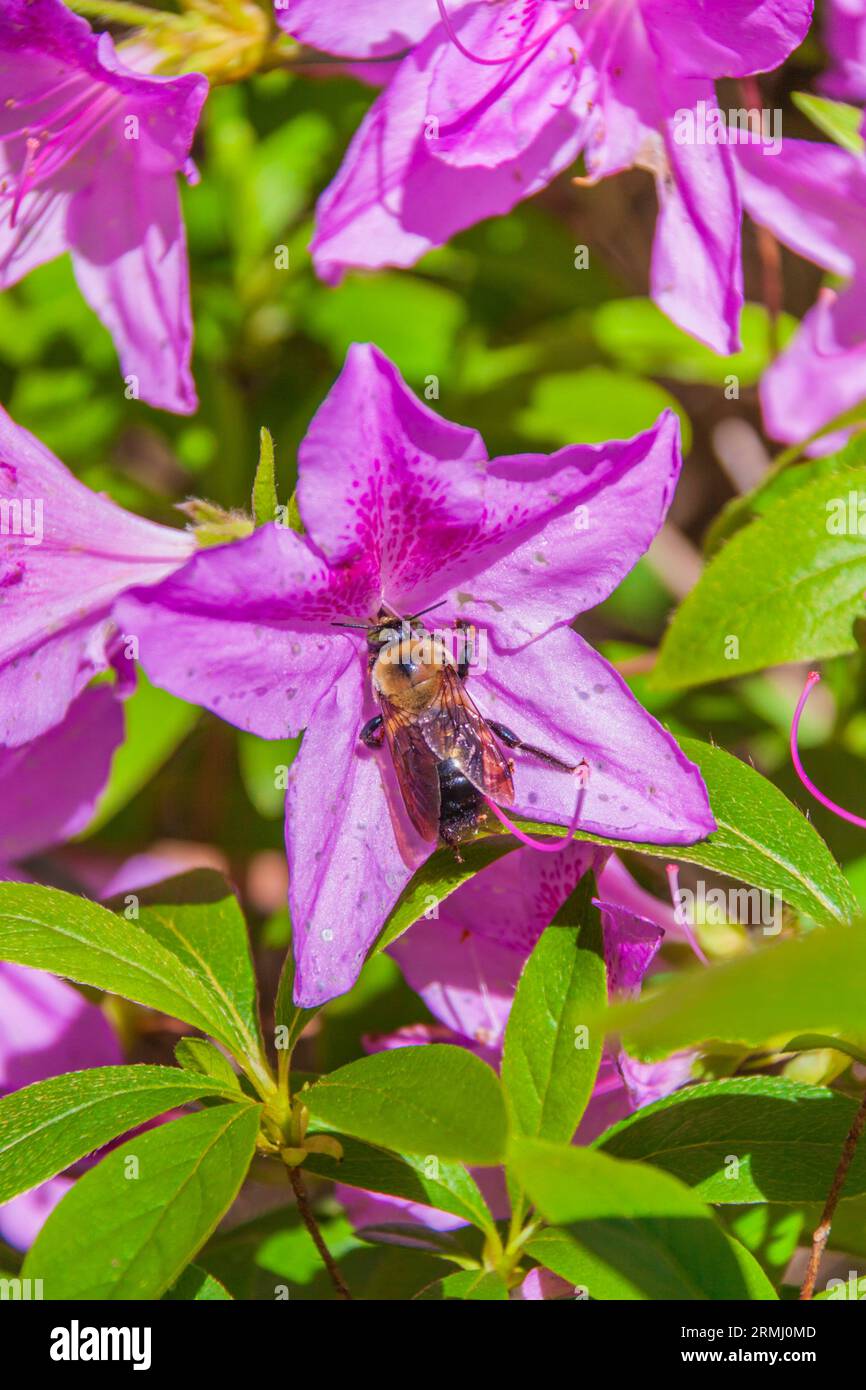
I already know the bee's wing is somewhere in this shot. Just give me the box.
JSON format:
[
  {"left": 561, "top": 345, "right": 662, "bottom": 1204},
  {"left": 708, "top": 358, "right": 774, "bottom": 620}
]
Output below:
[
  {"left": 378, "top": 696, "right": 442, "bottom": 843},
  {"left": 417, "top": 665, "right": 515, "bottom": 806}
]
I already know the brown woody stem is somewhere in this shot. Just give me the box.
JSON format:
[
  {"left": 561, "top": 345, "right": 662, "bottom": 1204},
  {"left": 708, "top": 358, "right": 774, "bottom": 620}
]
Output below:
[
  {"left": 800, "top": 1086, "right": 866, "bottom": 1300},
  {"left": 287, "top": 1165, "right": 352, "bottom": 1301}
]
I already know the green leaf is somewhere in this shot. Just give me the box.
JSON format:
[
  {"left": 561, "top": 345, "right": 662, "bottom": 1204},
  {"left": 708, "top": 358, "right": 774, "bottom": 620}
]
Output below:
[
  {"left": 726, "top": 1235, "right": 779, "bottom": 1300},
  {"left": 130, "top": 872, "right": 270, "bottom": 1089},
  {"left": 501, "top": 876, "right": 605, "bottom": 1142},
  {"left": 0, "top": 1065, "right": 242, "bottom": 1203},
  {"left": 512, "top": 1137, "right": 751, "bottom": 1299},
  {"left": 516, "top": 738, "right": 855, "bottom": 929},
  {"left": 83, "top": 671, "right": 198, "bottom": 835},
  {"left": 516, "top": 367, "right": 692, "bottom": 452},
  {"left": 238, "top": 730, "right": 299, "bottom": 817},
  {"left": 596, "top": 1077, "right": 866, "bottom": 1203},
  {"left": 252, "top": 425, "right": 278, "bottom": 526},
  {"left": 199, "top": 1203, "right": 364, "bottom": 1301},
  {"left": 24, "top": 1103, "right": 260, "bottom": 1300},
  {"left": 164, "top": 1264, "right": 233, "bottom": 1300},
  {"left": 302, "top": 272, "right": 466, "bottom": 381},
  {"left": 175, "top": 1039, "right": 241, "bottom": 1092},
  {"left": 301, "top": 1133, "right": 496, "bottom": 1233},
  {"left": 791, "top": 92, "right": 865, "bottom": 155},
  {"left": 599, "top": 921, "right": 866, "bottom": 1061},
  {"left": 653, "top": 466, "right": 866, "bottom": 690},
  {"left": 302, "top": 1045, "right": 508, "bottom": 1165},
  {"left": 594, "top": 297, "right": 796, "bottom": 388},
  {"left": 416, "top": 1269, "right": 509, "bottom": 1301},
  {"left": 0, "top": 882, "right": 257, "bottom": 1058}
]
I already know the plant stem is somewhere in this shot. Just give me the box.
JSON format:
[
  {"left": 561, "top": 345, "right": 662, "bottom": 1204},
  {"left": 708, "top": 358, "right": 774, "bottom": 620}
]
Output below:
[
  {"left": 800, "top": 1085, "right": 866, "bottom": 1299},
  {"left": 287, "top": 1166, "right": 352, "bottom": 1301}
]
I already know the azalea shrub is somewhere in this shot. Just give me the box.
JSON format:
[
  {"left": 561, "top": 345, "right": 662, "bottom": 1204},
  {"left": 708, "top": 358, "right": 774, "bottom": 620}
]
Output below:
[{"left": 3, "top": 0, "right": 866, "bottom": 1309}]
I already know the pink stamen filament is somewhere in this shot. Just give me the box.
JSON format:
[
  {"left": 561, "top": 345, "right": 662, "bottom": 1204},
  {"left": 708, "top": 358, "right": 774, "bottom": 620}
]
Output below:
[
  {"left": 434, "top": 0, "right": 576, "bottom": 67},
  {"left": 665, "top": 863, "right": 709, "bottom": 966},
  {"left": 484, "top": 762, "right": 589, "bottom": 853},
  {"left": 791, "top": 671, "right": 866, "bottom": 829},
  {"left": 3, "top": 83, "right": 122, "bottom": 225}
]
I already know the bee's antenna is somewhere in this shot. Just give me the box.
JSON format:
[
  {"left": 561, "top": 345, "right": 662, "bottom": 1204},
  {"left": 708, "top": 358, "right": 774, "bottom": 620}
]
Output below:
[
  {"left": 406, "top": 600, "right": 447, "bottom": 622},
  {"left": 330, "top": 621, "right": 371, "bottom": 630}
]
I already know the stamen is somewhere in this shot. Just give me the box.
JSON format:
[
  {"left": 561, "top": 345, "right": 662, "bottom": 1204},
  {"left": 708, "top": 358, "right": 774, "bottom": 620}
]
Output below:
[
  {"left": 434, "top": 0, "right": 573, "bottom": 67},
  {"left": 791, "top": 670, "right": 866, "bottom": 828},
  {"left": 484, "top": 762, "right": 589, "bottom": 852},
  {"left": 665, "top": 863, "right": 709, "bottom": 966}
]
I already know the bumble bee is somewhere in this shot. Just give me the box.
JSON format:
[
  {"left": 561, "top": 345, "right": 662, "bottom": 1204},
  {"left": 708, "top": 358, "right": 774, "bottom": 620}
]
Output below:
[{"left": 336, "top": 605, "right": 579, "bottom": 858}]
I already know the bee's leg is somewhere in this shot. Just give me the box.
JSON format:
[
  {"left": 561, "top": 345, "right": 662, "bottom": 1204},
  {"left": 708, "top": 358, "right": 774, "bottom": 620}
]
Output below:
[
  {"left": 487, "top": 720, "right": 580, "bottom": 774},
  {"left": 359, "top": 715, "right": 385, "bottom": 749},
  {"left": 454, "top": 619, "right": 476, "bottom": 681}
]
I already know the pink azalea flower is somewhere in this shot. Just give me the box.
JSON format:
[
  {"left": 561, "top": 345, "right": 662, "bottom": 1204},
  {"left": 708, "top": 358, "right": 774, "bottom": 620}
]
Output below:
[
  {"left": 0, "top": 686, "right": 123, "bottom": 866},
  {"left": 819, "top": 0, "right": 866, "bottom": 101},
  {"left": 117, "top": 343, "right": 714, "bottom": 1006},
  {"left": 0, "top": 404, "right": 195, "bottom": 747},
  {"left": 736, "top": 137, "right": 866, "bottom": 447},
  {"left": 335, "top": 842, "right": 695, "bottom": 1239},
  {"left": 280, "top": 0, "right": 812, "bottom": 354},
  {"left": 0, "top": 0, "right": 207, "bottom": 413}
]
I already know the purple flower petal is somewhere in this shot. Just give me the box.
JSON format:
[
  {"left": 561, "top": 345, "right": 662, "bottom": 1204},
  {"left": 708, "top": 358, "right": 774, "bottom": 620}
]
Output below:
[
  {"left": 310, "top": 26, "right": 583, "bottom": 283},
  {"left": 287, "top": 665, "right": 430, "bottom": 1008},
  {"left": 118, "top": 523, "right": 365, "bottom": 740},
  {"left": 0, "top": 962, "right": 121, "bottom": 1093},
  {"left": 277, "top": 0, "right": 444, "bottom": 57},
  {"left": 642, "top": 0, "right": 814, "bottom": 79},
  {"left": 69, "top": 162, "right": 197, "bottom": 415},
  {"left": 761, "top": 289, "right": 866, "bottom": 446},
  {"left": 0, "top": 409, "right": 194, "bottom": 745},
  {"left": 651, "top": 90, "right": 743, "bottom": 355},
  {"left": 473, "top": 626, "right": 715, "bottom": 845},
  {"left": 0, "top": 1174, "right": 72, "bottom": 1251},
  {"left": 0, "top": 685, "right": 123, "bottom": 860},
  {"left": 297, "top": 342, "right": 487, "bottom": 570},
  {"left": 389, "top": 918, "right": 524, "bottom": 1056},
  {"left": 0, "top": 0, "right": 206, "bottom": 412},
  {"left": 819, "top": 0, "right": 866, "bottom": 101},
  {"left": 596, "top": 901, "right": 664, "bottom": 998},
  {"left": 447, "top": 410, "right": 682, "bottom": 649}
]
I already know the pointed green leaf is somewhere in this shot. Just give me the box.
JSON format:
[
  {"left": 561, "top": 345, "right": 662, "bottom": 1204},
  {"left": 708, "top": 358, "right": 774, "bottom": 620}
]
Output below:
[
  {"left": 302, "top": 1045, "right": 508, "bottom": 1165},
  {"left": 501, "top": 876, "right": 605, "bottom": 1142},
  {"left": 599, "top": 922, "right": 866, "bottom": 1060},
  {"left": 653, "top": 465, "right": 866, "bottom": 691},
  {"left": 164, "top": 1264, "right": 233, "bottom": 1300},
  {"left": 596, "top": 1077, "right": 866, "bottom": 1203},
  {"left": 24, "top": 1103, "right": 261, "bottom": 1300},
  {"left": 130, "top": 872, "right": 269, "bottom": 1087},
  {"left": 301, "top": 1133, "right": 496, "bottom": 1233},
  {"left": 0, "top": 883, "right": 250, "bottom": 1055},
  {"left": 792, "top": 92, "right": 865, "bottom": 155},
  {"left": 252, "top": 426, "right": 278, "bottom": 527},
  {"left": 512, "top": 1136, "right": 750, "bottom": 1299},
  {"left": 0, "top": 1065, "right": 243, "bottom": 1204}
]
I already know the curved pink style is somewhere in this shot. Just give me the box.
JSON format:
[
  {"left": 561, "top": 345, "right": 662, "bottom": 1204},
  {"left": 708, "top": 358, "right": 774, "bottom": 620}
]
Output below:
[
  {"left": 665, "top": 862, "right": 710, "bottom": 966},
  {"left": 484, "top": 763, "right": 590, "bottom": 853},
  {"left": 790, "top": 670, "right": 866, "bottom": 829}
]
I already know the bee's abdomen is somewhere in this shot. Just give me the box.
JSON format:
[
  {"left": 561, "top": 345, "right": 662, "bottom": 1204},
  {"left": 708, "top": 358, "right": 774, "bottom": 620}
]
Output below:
[{"left": 437, "top": 757, "right": 484, "bottom": 846}]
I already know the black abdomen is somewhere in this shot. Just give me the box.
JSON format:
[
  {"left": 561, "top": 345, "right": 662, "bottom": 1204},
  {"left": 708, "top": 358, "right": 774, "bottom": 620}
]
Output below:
[{"left": 437, "top": 757, "right": 485, "bottom": 847}]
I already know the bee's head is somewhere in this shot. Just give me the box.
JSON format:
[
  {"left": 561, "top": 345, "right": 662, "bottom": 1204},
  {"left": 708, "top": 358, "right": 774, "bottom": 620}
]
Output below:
[{"left": 331, "top": 601, "right": 446, "bottom": 654}]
